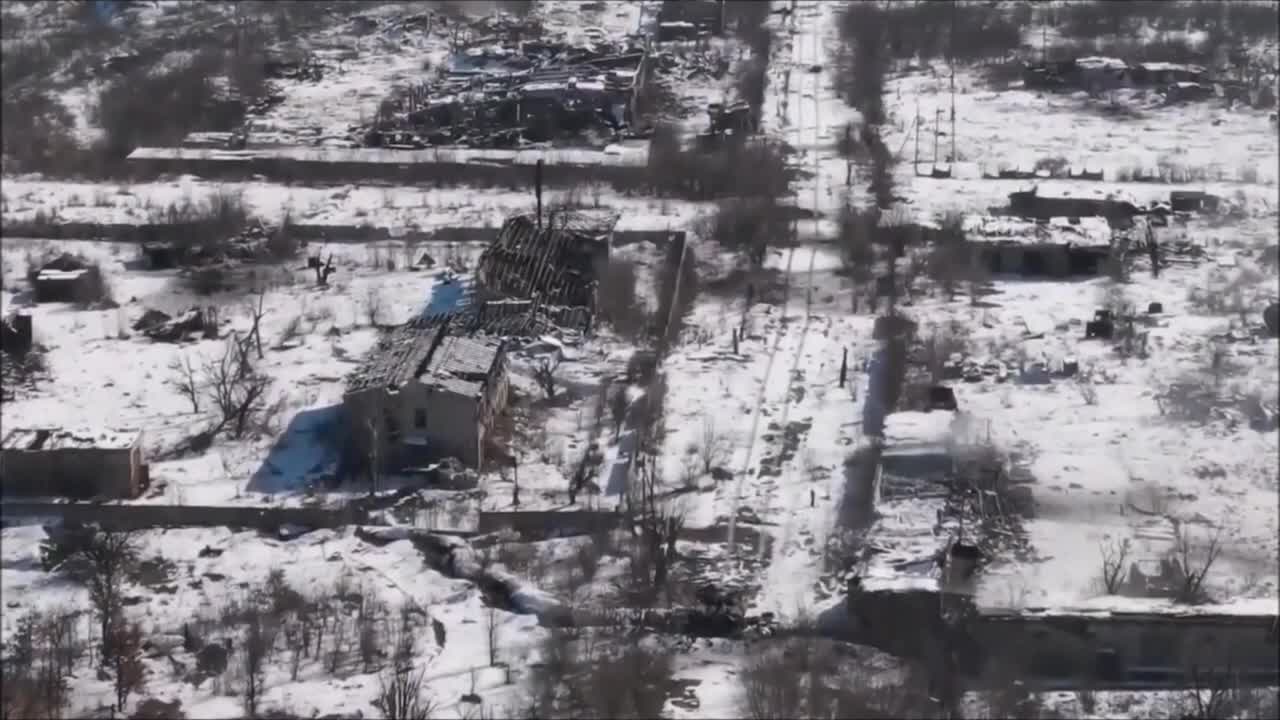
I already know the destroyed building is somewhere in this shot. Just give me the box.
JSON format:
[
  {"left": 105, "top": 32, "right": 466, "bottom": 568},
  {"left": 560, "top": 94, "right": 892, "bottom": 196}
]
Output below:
[
  {"left": 1, "top": 427, "right": 148, "bottom": 499},
  {"left": 31, "top": 254, "right": 97, "bottom": 303},
  {"left": 1008, "top": 183, "right": 1141, "bottom": 222},
  {"left": 366, "top": 27, "right": 648, "bottom": 150},
  {"left": 963, "top": 215, "right": 1113, "bottom": 277},
  {"left": 476, "top": 210, "right": 618, "bottom": 311},
  {"left": 344, "top": 320, "right": 510, "bottom": 470},
  {"left": 657, "top": 0, "right": 725, "bottom": 42},
  {"left": 1131, "top": 61, "right": 1207, "bottom": 86}
]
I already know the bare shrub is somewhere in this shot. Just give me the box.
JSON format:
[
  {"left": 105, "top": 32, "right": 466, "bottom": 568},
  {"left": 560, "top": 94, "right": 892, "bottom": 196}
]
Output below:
[
  {"left": 167, "top": 353, "right": 202, "bottom": 413},
  {"left": 697, "top": 418, "right": 730, "bottom": 474},
  {"left": 1169, "top": 526, "right": 1222, "bottom": 604},
  {"left": 1077, "top": 378, "right": 1100, "bottom": 406},
  {"left": 376, "top": 665, "right": 437, "bottom": 720},
  {"left": 534, "top": 356, "right": 560, "bottom": 400},
  {"left": 1098, "top": 537, "right": 1131, "bottom": 594},
  {"left": 203, "top": 335, "right": 271, "bottom": 439},
  {"left": 700, "top": 198, "right": 790, "bottom": 268}
]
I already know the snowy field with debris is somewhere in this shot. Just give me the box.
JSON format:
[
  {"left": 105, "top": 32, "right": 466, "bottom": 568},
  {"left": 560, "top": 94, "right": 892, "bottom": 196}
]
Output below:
[{"left": 2, "top": 0, "right": 1277, "bottom": 718}]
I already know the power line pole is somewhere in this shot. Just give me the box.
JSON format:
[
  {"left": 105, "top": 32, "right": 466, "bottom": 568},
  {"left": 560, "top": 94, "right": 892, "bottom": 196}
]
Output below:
[{"left": 949, "top": 0, "right": 957, "bottom": 165}]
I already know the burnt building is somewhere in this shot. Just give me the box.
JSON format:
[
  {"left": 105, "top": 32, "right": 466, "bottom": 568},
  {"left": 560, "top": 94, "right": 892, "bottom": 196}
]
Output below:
[
  {"left": 476, "top": 210, "right": 618, "bottom": 310},
  {"left": 1007, "top": 183, "right": 1141, "bottom": 222},
  {"left": 344, "top": 321, "right": 510, "bottom": 470},
  {"left": 1, "top": 427, "right": 148, "bottom": 499},
  {"left": 964, "top": 214, "right": 1113, "bottom": 277}
]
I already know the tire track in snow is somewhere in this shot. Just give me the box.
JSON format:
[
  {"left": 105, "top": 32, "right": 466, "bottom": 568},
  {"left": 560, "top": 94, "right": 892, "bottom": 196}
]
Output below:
[
  {"left": 726, "top": 0, "right": 810, "bottom": 555},
  {"left": 755, "top": 0, "right": 837, "bottom": 614}
]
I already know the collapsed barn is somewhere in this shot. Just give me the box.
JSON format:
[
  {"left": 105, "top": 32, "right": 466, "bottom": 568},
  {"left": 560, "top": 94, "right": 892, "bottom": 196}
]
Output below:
[
  {"left": 476, "top": 210, "right": 619, "bottom": 310},
  {"left": 365, "top": 32, "right": 649, "bottom": 150},
  {"left": 963, "top": 215, "right": 1113, "bottom": 277}
]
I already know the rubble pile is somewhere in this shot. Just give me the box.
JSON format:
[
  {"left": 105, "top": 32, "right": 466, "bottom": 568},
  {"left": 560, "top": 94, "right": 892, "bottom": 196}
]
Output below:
[
  {"left": 141, "top": 223, "right": 286, "bottom": 269},
  {"left": 358, "top": 14, "right": 648, "bottom": 150},
  {"left": 1022, "top": 55, "right": 1277, "bottom": 109},
  {"left": 133, "top": 306, "right": 219, "bottom": 343}
]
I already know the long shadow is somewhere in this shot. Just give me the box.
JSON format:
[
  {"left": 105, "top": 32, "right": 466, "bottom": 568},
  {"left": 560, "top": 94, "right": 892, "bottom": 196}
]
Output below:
[
  {"left": 248, "top": 405, "right": 344, "bottom": 495},
  {"left": 836, "top": 444, "right": 880, "bottom": 532}
]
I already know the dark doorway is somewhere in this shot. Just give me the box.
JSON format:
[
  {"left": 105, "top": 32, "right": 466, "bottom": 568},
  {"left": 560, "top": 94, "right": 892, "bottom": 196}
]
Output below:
[
  {"left": 1024, "top": 249, "right": 1047, "bottom": 275},
  {"left": 982, "top": 248, "right": 1002, "bottom": 274}
]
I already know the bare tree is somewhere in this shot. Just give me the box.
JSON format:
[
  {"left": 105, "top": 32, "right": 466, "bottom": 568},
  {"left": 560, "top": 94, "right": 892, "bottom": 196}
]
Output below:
[
  {"left": 203, "top": 335, "right": 271, "bottom": 439},
  {"left": 484, "top": 606, "right": 499, "bottom": 667},
  {"left": 241, "top": 608, "right": 277, "bottom": 718},
  {"left": 2, "top": 608, "right": 73, "bottom": 720},
  {"left": 534, "top": 356, "right": 560, "bottom": 400},
  {"left": 109, "top": 617, "right": 145, "bottom": 714},
  {"left": 53, "top": 526, "right": 138, "bottom": 666},
  {"left": 1098, "top": 537, "right": 1132, "bottom": 594},
  {"left": 1170, "top": 526, "right": 1223, "bottom": 603},
  {"left": 167, "top": 352, "right": 201, "bottom": 413},
  {"left": 364, "top": 284, "right": 385, "bottom": 327},
  {"left": 245, "top": 285, "right": 267, "bottom": 359},
  {"left": 376, "top": 665, "right": 437, "bottom": 720},
  {"left": 697, "top": 417, "right": 729, "bottom": 475}
]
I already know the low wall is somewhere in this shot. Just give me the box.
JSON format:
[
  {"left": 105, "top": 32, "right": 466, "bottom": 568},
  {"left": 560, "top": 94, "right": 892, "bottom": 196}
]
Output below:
[
  {"left": 124, "top": 150, "right": 651, "bottom": 189},
  {"left": 1, "top": 221, "right": 681, "bottom": 249},
  {"left": 476, "top": 510, "right": 622, "bottom": 537},
  {"left": 0, "top": 501, "right": 371, "bottom": 531}
]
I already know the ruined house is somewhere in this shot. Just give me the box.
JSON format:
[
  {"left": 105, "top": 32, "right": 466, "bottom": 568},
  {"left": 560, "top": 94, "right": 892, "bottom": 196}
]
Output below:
[
  {"left": 1, "top": 427, "right": 147, "bottom": 499},
  {"left": 31, "top": 254, "right": 96, "bottom": 303},
  {"left": 476, "top": 210, "right": 618, "bottom": 312},
  {"left": 1007, "top": 183, "right": 1141, "bottom": 222},
  {"left": 344, "top": 320, "right": 509, "bottom": 470},
  {"left": 963, "top": 214, "right": 1113, "bottom": 276},
  {"left": 1131, "top": 62, "right": 1206, "bottom": 86},
  {"left": 370, "top": 32, "right": 648, "bottom": 149}
]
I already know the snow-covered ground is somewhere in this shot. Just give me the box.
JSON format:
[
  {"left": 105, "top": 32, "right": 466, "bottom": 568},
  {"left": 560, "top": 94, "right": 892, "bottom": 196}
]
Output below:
[
  {"left": 0, "top": 178, "right": 709, "bottom": 233},
  {"left": 3, "top": 1, "right": 1278, "bottom": 717}
]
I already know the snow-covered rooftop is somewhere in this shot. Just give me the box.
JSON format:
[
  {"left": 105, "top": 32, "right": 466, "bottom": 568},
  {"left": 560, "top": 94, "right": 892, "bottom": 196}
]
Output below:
[
  {"left": 881, "top": 411, "right": 958, "bottom": 449},
  {"left": 2, "top": 427, "right": 141, "bottom": 451},
  {"left": 962, "top": 214, "right": 1112, "bottom": 247}
]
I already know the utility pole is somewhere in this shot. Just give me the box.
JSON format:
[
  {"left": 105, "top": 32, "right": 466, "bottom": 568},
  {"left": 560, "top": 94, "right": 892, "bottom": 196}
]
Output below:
[
  {"left": 914, "top": 99, "right": 921, "bottom": 171},
  {"left": 949, "top": 0, "right": 957, "bottom": 165},
  {"left": 933, "top": 108, "right": 943, "bottom": 164}
]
